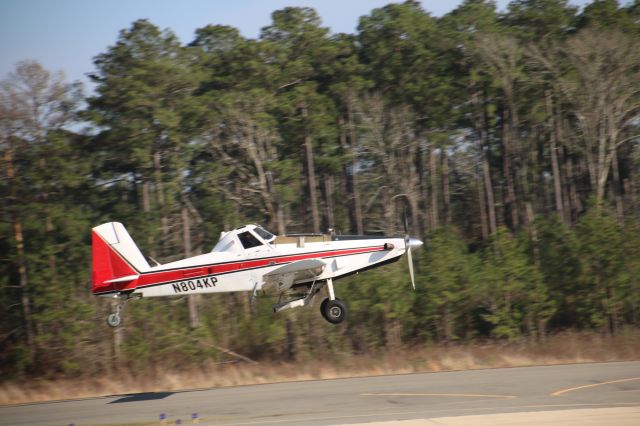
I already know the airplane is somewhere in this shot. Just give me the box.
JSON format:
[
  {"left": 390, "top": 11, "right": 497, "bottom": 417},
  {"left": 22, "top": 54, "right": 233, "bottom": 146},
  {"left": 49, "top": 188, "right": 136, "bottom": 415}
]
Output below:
[{"left": 92, "top": 222, "right": 423, "bottom": 326}]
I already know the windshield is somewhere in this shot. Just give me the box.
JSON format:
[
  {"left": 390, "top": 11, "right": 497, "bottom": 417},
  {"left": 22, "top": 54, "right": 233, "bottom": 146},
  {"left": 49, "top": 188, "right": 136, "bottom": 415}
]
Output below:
[
  {"left": 254, "top": 226, "right": 275, "bottom": 243},
  {"left": 238, "top": 231, "right": 263, "bottom": 249},
  {"left": 212, "top": 231, "right": 238, "bottom": 253}
]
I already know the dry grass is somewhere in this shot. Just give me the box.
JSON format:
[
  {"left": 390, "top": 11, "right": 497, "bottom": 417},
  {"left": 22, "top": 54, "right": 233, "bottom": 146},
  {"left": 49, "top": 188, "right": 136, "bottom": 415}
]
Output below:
[{"left": 2, "top": 330, "right": 639, "bottom": 405}]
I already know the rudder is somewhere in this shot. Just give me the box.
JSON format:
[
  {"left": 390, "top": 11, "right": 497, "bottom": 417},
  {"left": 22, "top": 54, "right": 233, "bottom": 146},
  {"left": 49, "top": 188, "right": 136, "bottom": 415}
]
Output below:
[{"left": 92, "top": 222, "right": 150, "bottom": 295}]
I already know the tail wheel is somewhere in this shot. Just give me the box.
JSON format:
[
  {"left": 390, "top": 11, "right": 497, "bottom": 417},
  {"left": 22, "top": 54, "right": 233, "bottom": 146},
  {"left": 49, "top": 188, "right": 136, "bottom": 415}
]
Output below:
[
  {"left": 107, "top": 313, "right": 121, "bottom": 327},
  {"left": 321, "top": 298, "right": 347, "bottom": 324}
]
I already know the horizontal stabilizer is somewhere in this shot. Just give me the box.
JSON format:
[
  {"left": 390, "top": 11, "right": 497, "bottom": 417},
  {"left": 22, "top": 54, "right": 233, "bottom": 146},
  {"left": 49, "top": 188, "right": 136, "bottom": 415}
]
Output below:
[{"left": 104, "top": 274, "right": 140, "bottom": 284}]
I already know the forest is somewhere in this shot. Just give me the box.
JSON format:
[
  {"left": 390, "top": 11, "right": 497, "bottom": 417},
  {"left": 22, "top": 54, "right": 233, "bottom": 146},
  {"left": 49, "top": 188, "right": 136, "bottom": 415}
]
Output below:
[{"left": 1, "top": 0, "right": 639, "bottom": 381}]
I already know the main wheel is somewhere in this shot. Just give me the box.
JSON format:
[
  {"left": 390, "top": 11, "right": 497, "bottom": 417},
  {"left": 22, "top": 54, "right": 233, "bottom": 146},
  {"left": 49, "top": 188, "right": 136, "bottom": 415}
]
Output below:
[
  {"left": 107, "top": 313, "right": 121, "bottom": 327},
  {"left": 320, "top": 298, "right": 329, "bottom": 317},
  {"left": 321, "top": 298, "right": 347, "bottom": 324}
]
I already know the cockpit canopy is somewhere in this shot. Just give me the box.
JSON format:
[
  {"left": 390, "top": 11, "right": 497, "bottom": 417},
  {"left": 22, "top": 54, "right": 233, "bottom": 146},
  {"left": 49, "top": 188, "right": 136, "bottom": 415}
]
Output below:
[
  {"left": 212, "top": 225, "right": 275, "bottom": 253},
  {"left": 253, "top": 225, "right": 275, "bottom": 243}
]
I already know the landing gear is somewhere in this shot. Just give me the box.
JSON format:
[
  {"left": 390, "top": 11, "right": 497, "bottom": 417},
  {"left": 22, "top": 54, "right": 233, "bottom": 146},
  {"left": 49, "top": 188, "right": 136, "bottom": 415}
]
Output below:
[
  {"left": 320, "top": 298, "right": 347, "bottom": 324},
  {"left": 106, "top": 296, "right": 131, "bottom": 327},
  {"left": 107, "top": 312, "right": 121, "bottom": 327},
  {"left": 319, "top": 277, "right": 347, "bottom": 324},
  {"left": 271, "top": 277, "right": 348, "bottom": 324}
]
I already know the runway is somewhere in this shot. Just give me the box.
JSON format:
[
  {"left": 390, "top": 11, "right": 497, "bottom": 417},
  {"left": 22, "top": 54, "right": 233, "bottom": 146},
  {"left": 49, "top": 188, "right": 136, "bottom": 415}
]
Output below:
[{"left": 1, "top": 361, "right": 639, "bottom": 425}]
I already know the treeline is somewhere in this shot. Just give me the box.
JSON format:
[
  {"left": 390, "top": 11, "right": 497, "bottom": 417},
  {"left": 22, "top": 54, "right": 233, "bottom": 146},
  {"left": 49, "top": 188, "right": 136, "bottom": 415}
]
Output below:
[{"left": 1, "top": 0, "right": 639, "bottom": 379}]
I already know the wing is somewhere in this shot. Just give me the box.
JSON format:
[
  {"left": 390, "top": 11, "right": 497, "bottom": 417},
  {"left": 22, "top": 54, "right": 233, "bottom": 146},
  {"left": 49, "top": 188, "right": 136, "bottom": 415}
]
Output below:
[{"left": 262, "top": 258, "right": 326, "bottom": 294}]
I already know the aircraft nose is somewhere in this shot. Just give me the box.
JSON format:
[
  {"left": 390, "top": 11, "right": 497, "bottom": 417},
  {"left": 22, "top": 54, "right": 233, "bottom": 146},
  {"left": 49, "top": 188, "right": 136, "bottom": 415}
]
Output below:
[{"left": 408, "top": 237, "right": 423, "bottom": 249}]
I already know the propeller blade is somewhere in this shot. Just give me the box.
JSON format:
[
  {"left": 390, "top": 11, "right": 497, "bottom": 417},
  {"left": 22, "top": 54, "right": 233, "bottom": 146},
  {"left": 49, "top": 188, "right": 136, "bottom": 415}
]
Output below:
[
  {"left": 402, "top": 208, "right": 420, "bottom": 290},
  {"left": 407, "top": 245, "right": 415, "bottom": 290}
]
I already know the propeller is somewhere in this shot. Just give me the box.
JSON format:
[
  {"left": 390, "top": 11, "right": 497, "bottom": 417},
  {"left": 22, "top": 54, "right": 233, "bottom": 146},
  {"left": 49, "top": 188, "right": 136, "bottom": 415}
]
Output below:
[
  {"left": 403, "top": 208, "right": 422, "bottom": 290},
  {"left": 407, "top": 235, "right": 416, "bottom": 290}
]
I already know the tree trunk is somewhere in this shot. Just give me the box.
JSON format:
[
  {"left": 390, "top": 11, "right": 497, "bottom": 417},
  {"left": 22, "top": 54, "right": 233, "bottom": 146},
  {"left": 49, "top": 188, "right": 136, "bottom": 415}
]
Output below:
[
  {"left": 477, "top": 168, "right": 489, "bottom": 240},
  {"left": 141, "top": 180, "right": 158, "bottom": 258},
  {"left": 546, "top": 91, "right": 565, "bottom": 223},
  {"left": 324, "top": 175, "right": 335, "bottom": 231},
  {"left": 266, "top": 171, "right": 286, "bottom": 235},
  {"left": 407, "top": 191, "right": 420, "bottom": 239},
  {"left": 153, "top": 150, "right": 168, "bottom": 254},
  {"left": 442, "top": 149, "right": 451, "bottom": 225},
  {"left": 430, "top": 147, "right": 439, "bottom": 229},
  {"left": 596, "top": 160, "right": 611, "bottom": 204},
  {"left": 418, "top": 141, "right": 430, "bottom": 234},
  {"left": 16, "top": 220, "right": 35, "bottom": 361},
  {"left": 241, "top": 120, "right": 278, "bottom": 231},
  {"left": 502, "top": 108, "right": 519, "bottom": 229},
  {"left": 560, "top": 149, "right": 572, "bottom": 223},
  {"left": 610, "top": 149, "right": 624, "bottom": 224},
  {"left": 565, "top": 149, "right": 581, "bottom": 222},
  {"left": 276, "top": 206, "right": 286, "bottom": 236},
  {"left": 383, "top": 189, "right": 396, "bottom": 237},
  {"left": 471, "top": 85, "right": 497, "bottom": 235},
  {"left": 559, "top": 115, "right": 574, "bottom": 223},
  {"left": 482, "top": 145, "right": 497, "bottom": 235},
  {"left": 182, "top": 199, "right": 199, "bottom": 328},
  {"left": 4, "top": 146, "right": 35, "bottom": 361},
  {"left": 142, "top": 180, "right": 151, "bottom": 213},
  {"left": 624, "top": 176, "right": 636, "bottom": 216},
  {"left": 347, "top": 103, "right": 364, "bottom": 234},
  {"left": 301, "top": 104, "right": 320, "bottom": 233}
]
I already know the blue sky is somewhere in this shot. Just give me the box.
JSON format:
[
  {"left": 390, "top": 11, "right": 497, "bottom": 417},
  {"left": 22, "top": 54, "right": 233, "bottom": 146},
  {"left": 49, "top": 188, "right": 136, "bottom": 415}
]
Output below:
[{"left": 1, "top": 0, "right": 592, "bottom": 90}]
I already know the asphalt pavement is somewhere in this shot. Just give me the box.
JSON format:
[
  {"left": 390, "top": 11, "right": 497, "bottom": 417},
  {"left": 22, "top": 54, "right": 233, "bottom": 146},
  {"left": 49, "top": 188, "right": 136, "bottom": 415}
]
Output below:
[{"left": 1, "top": 361, "right": 639, "bottom": 426}]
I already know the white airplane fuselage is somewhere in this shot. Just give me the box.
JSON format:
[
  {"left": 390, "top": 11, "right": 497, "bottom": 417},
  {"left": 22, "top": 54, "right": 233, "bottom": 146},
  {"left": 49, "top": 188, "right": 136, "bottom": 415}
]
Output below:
[
  {"left": 91, "top": 223, "right": 421, "bottom": 325},
  {"left": 92, "top": 224, "right": 406, "bottom": 298},
  {"left": 136, "top": 237, "right": 405, "bottom": 297}
]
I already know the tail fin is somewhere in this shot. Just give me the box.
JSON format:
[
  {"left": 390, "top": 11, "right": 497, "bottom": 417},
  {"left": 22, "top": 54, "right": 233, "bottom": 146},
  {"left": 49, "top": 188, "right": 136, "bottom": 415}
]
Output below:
[{"left": 92, "top": 222, "right": 150, "bottom": 295}]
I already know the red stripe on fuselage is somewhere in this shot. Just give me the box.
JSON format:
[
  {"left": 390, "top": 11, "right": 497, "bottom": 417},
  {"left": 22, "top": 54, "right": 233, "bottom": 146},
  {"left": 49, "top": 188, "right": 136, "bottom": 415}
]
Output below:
[{"left": 113, "top": 245, "right": 385, "bottom": 292}]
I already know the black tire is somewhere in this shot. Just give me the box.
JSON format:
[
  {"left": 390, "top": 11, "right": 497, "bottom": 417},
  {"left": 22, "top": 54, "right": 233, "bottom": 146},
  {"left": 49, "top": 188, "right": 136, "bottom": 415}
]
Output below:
[
  {"left": 320, "top": 298, "right": 329, "bottom": 319},
  {"left": 107, "top": 313, "right": 121, "bottom": 327},
  {"left": 321, "top": 298, "right": 347, "bottom": 324}
]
